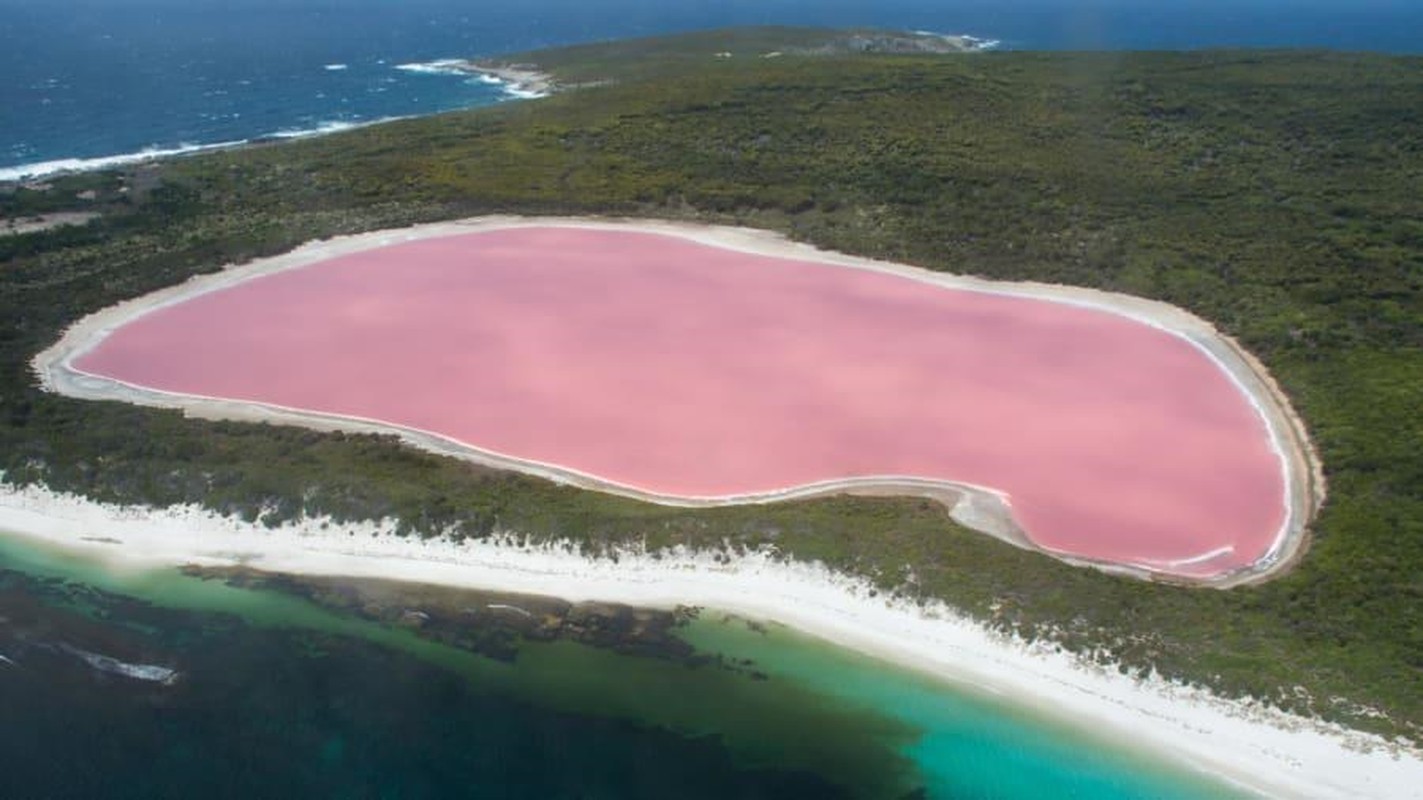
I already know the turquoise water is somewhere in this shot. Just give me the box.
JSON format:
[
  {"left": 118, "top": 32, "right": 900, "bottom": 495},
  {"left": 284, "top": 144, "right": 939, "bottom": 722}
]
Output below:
[
  {"left": 0, "top": 529, "right": 1245, "bottom": 798},
  {"left": 685, "top": 618, "right": 1243, "bottom": 799}
]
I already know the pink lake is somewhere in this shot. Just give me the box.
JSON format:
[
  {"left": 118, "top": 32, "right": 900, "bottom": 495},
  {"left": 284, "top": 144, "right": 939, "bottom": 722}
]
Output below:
[{"left": 75, "top": 226, "right": 1287, "bottom": 577}]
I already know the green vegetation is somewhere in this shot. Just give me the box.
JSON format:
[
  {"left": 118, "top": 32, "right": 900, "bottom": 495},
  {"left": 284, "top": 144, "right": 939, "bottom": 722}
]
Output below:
[
  {"left": 0, "top": 171, "right": 128, "bottom": 218},
  {"left": 486, "top": 26, "right": 983, "bottom": 85},
  {"left": 1, "top": 31, "right": 1421, "bottom": 742}
]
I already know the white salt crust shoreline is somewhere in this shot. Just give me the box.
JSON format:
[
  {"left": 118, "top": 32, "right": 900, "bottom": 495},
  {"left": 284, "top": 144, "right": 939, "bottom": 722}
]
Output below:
[
  {"left": 0, "top": 484, "right": 1418, "bottom": 799},
  {"left": 32, "top": 216, "right": 1324, "bottom": 584}
]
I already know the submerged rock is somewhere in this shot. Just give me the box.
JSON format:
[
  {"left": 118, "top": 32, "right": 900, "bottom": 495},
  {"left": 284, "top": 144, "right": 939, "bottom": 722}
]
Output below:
[
  {"left": 182, "top": 565, "right": 705, "bottom": 666},
  {"left": 56, "top": 643, "right": 181, "bottom": 686}
]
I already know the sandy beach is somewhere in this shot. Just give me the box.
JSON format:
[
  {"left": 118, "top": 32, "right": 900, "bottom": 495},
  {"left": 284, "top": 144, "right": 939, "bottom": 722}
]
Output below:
[
  {"left": 33, "top": 216, "right": 1323, "bottom": 585},
  {"left": 0, "top": 482, "right": 1417, "bottom": 799}
]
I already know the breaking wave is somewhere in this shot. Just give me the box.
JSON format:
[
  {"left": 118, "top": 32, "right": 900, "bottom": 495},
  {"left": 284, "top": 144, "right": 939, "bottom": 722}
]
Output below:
[{"left": 0, "top": 117, "right": 410, "bottom": 182}]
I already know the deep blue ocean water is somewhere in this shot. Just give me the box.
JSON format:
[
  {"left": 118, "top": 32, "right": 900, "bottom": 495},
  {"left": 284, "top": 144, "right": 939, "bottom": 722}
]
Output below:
[{"left": 2, "top": 0, "right": 1421, "bottom": 178}]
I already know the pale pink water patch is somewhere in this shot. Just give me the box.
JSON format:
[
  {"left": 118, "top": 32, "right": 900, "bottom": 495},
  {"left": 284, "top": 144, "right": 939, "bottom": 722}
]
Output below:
[{"left": 75, "top": 227, "right": 1286, "bottom": 577}]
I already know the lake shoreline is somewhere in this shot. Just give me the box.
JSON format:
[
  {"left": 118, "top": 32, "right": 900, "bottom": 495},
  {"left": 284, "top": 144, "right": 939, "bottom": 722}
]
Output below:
[{"left": 31, "top": 216, "right": 1322, "bottom": 585}]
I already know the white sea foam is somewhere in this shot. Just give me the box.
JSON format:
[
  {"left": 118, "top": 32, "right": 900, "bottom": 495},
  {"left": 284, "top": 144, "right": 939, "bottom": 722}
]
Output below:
[
  {"left": 323, "top": 63, "right": 349, "bottom": 71},
  {"left": 266, "top": 117, "right": 410, "bottom": 140},
  {"left": 912, "top": 30, "right": 1003, "bottom": 51},
  {"left": 394, "top": 59, "right": 471, "bottom": 77},
  {"left": 963, "top": 36, "right": 1003, "bottom": 51},
  {"left": 0, "top": 116, "right": 411, "bottom": 182},
  {"left": 501, "top": 86, "right": 550, "bottom": 100},
  {"left": 473, "top": 73, "right": 549, "bottom": 100},
  {"left": 398, "top": 59, "right": 548, "bottom": 100},
  {"left": 0, "top": 141, "right": 245, "bottom": 182},
  {"left": 268, "top": 121, "right": 360, "bottom": 139}
]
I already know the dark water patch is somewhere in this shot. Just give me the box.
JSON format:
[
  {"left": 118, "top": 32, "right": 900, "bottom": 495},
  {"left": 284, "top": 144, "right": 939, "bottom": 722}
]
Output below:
[
  {"left": 0, "top": 546, "right": 924, "bottom": 799},
  {"left": 0, "top": 589, "right": 854, "bottom": 798},
  {"left": 682, "top": 614, "right": 1247, "bottom": 800},
  {"left": 182, "top": 565, "right": 708, "bottom": 666},
  {"left": 0, "top": 533, "right": 1247, "bottom": 798},
  {"left": 171, "top": 567, "right": 923, "bottom": 795}
]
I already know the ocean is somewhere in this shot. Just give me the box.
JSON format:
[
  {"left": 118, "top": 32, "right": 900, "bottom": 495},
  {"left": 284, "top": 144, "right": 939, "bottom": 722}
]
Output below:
[
  {"left": 0, "top": 531, "right": 1240, "bottom": 799},
  {"left": 2, "top": 0, "right": 1421, "bottom": 178}
]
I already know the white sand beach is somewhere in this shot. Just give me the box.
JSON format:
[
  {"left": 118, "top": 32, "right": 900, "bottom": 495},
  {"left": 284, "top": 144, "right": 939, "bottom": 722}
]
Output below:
[{"left": 0, "top": 482, "right": 1419, "bottom": 799}]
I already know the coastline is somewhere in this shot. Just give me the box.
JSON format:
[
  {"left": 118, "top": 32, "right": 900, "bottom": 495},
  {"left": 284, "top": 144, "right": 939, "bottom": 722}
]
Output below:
[
  {"left": 466, "top": 63, "right": 557, "bottom": 97},
  {"left": 0, "top": 65, "right": 548, "bottom": 184},
  {"left": 0, "top": 481, "right": 1418, "bottom": 799},
  {"left": 0, "top": 121, "right": 391, "bottom": 184},
  {"left": 32, "top": 216, "right": 1323, "bottom": 586}
]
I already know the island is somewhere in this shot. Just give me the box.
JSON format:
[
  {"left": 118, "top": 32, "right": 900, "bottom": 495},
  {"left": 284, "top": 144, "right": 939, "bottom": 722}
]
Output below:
[{"left": 2, "top": 27, "right": 1421, "bottom": 799}]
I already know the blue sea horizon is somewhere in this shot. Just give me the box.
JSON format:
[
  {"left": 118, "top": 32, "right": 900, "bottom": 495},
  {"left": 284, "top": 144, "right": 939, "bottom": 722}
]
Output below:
[{"left": 1, "top": 0, "right": 1420, "bottom": 178}]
